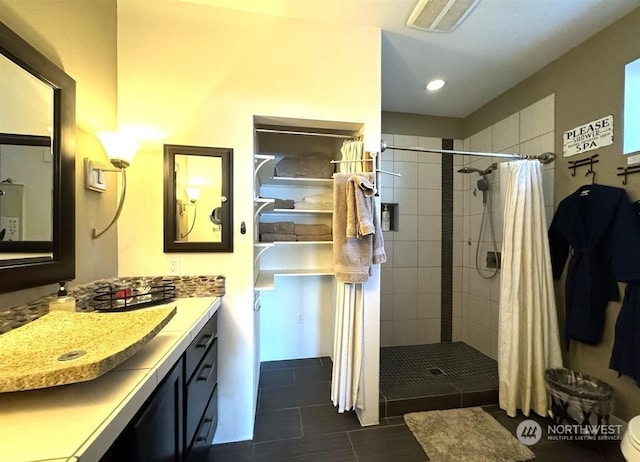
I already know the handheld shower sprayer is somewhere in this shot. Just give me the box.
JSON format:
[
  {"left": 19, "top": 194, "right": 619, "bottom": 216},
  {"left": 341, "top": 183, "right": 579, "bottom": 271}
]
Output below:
[{"left": 476, "top": 177, "right": 490, "bottom": 206}]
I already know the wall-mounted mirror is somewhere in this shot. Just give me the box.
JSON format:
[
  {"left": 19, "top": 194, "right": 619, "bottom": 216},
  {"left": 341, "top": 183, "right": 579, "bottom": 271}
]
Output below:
[
  {"left": 0, "top": 20, "right": 75, "bottom": 293},
  {"left": 163, "top": 144, "right": 233, "bottom": 252},
  {"left": 0, "top": 135, "right": 53, "bottom": 250}
]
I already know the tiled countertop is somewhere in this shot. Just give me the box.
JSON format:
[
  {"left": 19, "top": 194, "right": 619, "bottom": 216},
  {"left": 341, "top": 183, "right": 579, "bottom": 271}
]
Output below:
[{"left": 0, "top": 296, "right": 220, "bottom": 462}]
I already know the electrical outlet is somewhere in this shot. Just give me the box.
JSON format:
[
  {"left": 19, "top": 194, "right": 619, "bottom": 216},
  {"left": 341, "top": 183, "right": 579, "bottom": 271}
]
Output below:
[
  {"left": 0, "top": 217, "right": 20, "bottom": 240},
  {"left": 296, "top": 312, "right": 303, "bottom": 323},
  {"left": 169, "top": 257, "right": 180, "bottom": 275}
]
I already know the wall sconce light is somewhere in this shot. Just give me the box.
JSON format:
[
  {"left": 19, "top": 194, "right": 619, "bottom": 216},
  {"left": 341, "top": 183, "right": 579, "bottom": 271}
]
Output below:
[
  {"left": 180, "top": 187, "right": 200, "bottom": 239},
  {"left": 184, "top": 187, "right": 201, "bottom": 203},
  {"left": 85, "top": 131, "right": 139, "bottom": 239}
]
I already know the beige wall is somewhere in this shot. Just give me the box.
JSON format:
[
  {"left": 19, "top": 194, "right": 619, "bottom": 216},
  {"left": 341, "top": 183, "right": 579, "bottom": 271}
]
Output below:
[
  {"left": 0, "top": 0, "right": 118, "bottom": 307},
  {"left": 382, "top": 111, "right": 463, "bottom": 140},
  {"left": 115, "top": 1, "right": 381, "bottom": 441},
  {"left": 464, "top": 7, "right": 640, "bottom": 422}
]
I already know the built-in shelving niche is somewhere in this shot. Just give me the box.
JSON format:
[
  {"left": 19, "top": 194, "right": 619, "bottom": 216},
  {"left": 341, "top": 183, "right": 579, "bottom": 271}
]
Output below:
[{"left": 252, "top": 116, "right": 365, "bottom": 360}]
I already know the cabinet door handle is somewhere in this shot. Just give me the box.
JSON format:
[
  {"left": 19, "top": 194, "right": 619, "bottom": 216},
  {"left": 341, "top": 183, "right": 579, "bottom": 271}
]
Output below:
[
  {"left": 197, "top": 362, "right": 216, "bottom": 382},
  {"left": 197, "top": 333, "right": 215, "bottom": 350}
]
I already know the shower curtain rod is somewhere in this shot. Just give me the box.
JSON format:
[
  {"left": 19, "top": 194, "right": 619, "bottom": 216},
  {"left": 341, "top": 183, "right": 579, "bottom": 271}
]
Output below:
[
  {"left": 380, "top": 140, "right": 556, "bottom": 165},
  {"left": 255, "top": 128, "right": 357, "bottom": 139}
]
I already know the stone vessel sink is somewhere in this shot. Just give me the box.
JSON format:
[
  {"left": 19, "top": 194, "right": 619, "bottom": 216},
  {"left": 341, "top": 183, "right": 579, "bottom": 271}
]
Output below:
[{"left": 0, "top": 305, "right": 176, "bottom": 393}]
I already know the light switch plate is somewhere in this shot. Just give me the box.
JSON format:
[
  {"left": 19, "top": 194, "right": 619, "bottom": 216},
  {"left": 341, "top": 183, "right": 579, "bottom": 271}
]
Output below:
[{"left": 84, "top": 158, "right": 108, "bottom": 192}]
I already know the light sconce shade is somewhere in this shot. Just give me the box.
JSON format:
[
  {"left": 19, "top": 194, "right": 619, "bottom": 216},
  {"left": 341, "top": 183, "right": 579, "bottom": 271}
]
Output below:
[
  {"left": 185, "top": 187, "right": 201, "bottom": 203},
  {"left": 86, "top": 131, "right": 139, "bottom": 239},
  {"left": 96, "top": 131, "right": 139, "bottom": 169}
]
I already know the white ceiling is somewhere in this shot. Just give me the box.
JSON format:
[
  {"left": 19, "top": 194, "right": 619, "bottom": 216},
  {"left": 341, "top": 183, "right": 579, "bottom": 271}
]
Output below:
[{"left": 182, "top": 0, "right": 640, "bottom": 117}]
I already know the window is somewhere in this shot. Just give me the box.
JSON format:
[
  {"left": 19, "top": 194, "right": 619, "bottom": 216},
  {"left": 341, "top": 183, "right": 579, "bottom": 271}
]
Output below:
[{"left": 624, "top": 57, "right": 640, "bottom": 155}]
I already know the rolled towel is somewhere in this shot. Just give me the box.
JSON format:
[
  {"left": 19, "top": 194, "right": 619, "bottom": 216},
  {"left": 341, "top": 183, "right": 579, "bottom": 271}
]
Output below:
[
  {"left": 259, "top": 221, "right": 295, "bottom": 234},
  {"left": 296, "top": 233, "right": 332, "bottom": 241},
  {"left": 260, "top": 233, "right": 297, "bottom": 242},
  {"left": 294, "top": 223, "right": 332, "bottom": 235}
]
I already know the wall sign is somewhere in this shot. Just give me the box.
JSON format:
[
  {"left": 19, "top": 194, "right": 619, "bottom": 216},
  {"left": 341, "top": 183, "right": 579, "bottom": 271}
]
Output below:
[{"left": 563, "top": 115, "right": 613, "bottom": 157}]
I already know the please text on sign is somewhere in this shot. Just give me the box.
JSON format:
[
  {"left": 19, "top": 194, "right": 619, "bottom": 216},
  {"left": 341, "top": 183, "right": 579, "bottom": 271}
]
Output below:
[{"left": 563, "top": 115, "right": 613, "bottom": 157}]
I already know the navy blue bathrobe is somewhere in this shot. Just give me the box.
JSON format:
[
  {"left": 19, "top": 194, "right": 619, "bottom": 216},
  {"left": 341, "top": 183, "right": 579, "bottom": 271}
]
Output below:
[
  {"left": 610, "top": 201, "right": 640, "bottom": 385},
  {"left": 548, "top": 184, "right": 640, "bottom": 348},
  {"left": 610, "top": 282, "right": 640, "bottom": 385}
]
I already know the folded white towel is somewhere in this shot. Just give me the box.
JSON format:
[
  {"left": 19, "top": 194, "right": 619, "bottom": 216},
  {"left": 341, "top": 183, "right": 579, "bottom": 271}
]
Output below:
[{"left": 295, "top": 192, "right": 333, "bottom": 210}]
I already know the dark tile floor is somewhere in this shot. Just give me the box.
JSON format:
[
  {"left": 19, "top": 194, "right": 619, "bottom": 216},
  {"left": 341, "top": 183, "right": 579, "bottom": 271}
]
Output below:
[
  {"left": 380, "top": 342, "right": 499, "bottom": 417},
  {"left": 208, "top": 356, "right": 626, "bottom": 462}
]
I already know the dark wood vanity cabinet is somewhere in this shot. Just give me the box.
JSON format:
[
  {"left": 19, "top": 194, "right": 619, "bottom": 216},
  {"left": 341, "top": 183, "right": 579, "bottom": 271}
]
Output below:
[
  {"left": 184, "top": 312, "right": 219, "bottom": 461},
  {"left": 129, "top": 358, "right": 185, "bottom": 462},
  {"left": 102, "top": 358, "right": 184, "bottom": 462},
  {"left": 103, "top": 311, "right": 218, "bottom": 462}
]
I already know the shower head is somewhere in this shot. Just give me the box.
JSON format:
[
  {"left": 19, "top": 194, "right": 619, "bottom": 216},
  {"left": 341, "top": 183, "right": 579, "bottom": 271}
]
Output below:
[
  {"left": 457, "top": 163, "right": 497, "bottom": 176},
  {"left": 457, "top": 166, "right": 483, "bottom": 174}
]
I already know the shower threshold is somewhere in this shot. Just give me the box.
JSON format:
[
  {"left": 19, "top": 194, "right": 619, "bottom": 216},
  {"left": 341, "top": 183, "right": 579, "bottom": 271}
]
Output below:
[{"left": 379, "top": 342, "right": 499, "bottom": 417}]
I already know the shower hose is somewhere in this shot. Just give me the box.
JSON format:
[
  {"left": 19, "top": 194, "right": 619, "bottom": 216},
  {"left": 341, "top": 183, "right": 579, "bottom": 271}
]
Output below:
[{"left": 474, "top": 195, "right": 499, "bottom": 279}]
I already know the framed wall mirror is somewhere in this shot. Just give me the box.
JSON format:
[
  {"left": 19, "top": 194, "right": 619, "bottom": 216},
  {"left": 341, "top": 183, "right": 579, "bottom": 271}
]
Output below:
[
  {"left": 0, "top": 20, "right": 76, "bottom": 293},
  {"left": 163, "top": 144, "right": 233, "bottom": 252}
]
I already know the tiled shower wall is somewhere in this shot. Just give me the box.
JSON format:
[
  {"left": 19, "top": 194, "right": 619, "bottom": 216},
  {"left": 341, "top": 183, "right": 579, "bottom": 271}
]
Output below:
[
  {"left": 380, "top": 93, "right": 555, "bottom": 353},
  {"left": 454, "top": 94, "right": 556, "bottom": 359},
  {"left": 379, "top": 135, "right": 463, "bottom": 347}
]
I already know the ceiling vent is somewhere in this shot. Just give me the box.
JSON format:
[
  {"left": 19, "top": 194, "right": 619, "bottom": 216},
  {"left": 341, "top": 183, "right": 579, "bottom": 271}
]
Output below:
[{"left": 407, "top": 0, "right": 481, "bottom": 32}]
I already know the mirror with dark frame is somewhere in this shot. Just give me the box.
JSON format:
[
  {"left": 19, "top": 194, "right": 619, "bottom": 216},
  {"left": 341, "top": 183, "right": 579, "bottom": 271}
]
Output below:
[
  {"left": 163, "top": 144, "right": 233, "bottom": 252},
  {"left": 0, "top": 20, "right": 76, "bottom": 293}
]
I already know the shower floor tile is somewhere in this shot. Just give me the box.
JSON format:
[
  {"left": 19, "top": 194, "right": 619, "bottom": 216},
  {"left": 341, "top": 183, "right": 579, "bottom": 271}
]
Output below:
[{"left": 380, "top": 342, "right": 498, "bottom": 417}]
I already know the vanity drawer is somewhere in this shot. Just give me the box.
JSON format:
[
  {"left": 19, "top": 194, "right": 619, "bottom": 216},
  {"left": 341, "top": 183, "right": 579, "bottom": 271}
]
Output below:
[
  {"left": 185, "top": 312, "right": 217, "bottom": 382},
  {"left": 186, "top": 385, "right": 218, "bottom": 462},
  {"left": 185, "top": 337, "right": 217, "bottom": 448}
]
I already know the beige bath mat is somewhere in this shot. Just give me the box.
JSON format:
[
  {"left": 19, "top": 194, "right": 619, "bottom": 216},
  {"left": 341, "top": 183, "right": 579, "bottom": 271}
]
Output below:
[{"left": 404, "top": 407, "right": 535, "bottom": 462}]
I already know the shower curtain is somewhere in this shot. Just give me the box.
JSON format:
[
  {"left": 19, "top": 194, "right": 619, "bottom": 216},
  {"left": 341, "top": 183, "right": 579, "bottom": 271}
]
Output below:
[
  {"left": 498, "top": 160, "right": 562, "bottom": 418},
  {"left": 332, "top": 138, "right": 366, "bottom": 413},
  {"left": 332, "top": 282, "right": 364, "bottom": 412}
]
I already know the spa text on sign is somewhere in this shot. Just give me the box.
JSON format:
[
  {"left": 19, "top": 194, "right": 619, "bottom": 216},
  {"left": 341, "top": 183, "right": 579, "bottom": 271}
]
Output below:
[{"left": 563, "top": 115, "right": 613, "bottom": 157}]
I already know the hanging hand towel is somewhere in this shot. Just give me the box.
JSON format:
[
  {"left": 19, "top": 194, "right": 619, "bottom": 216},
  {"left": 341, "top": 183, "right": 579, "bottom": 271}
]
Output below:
[
  {"left": 345, "top": 174, "right": 376, "bottom": 238},
  {"left": 333, "top": 172, "right": 386, "bottom": 283}
]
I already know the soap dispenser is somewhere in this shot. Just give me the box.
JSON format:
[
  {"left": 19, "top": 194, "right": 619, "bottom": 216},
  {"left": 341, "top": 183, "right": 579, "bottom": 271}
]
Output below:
[
  {"left": 381, "top": 204, "right": 391, "bottom": 232},
  {"left": 49, "top": 281, "right": 76, "bottom": 312}
]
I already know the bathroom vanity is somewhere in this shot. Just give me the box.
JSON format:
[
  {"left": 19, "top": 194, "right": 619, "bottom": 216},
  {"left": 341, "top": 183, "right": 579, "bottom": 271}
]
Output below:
[{"left": 0, "top": 296, "right": 220, "bottom": 462}]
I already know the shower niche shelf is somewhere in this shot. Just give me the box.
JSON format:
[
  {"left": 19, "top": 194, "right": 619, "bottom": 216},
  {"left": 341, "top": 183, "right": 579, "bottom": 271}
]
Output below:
[{"left": 381, "top": 203, "right": 398, "bottom": 232}]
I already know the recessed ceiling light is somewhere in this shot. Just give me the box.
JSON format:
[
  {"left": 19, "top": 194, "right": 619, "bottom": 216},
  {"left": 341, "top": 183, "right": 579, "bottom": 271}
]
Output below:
[{"left": 426, "top": 79, "right": 446, "bottom": 91}]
